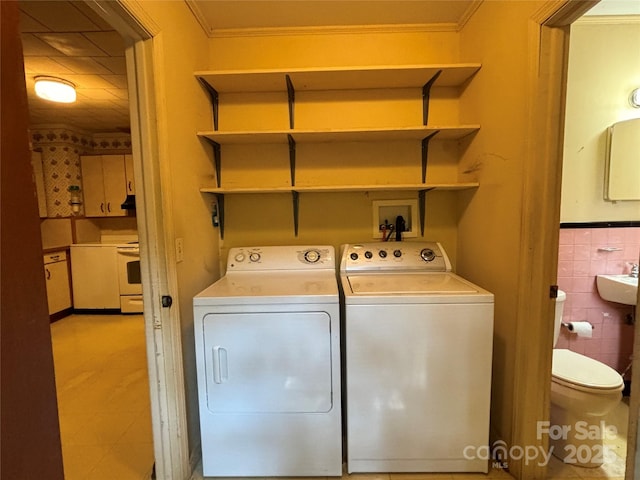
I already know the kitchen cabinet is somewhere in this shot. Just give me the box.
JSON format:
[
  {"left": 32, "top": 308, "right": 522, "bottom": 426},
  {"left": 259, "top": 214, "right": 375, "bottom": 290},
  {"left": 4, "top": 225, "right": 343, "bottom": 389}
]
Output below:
[
  {"left": 80, "top": 155, "right": 127, "bottom": 217},
  {"left": 43, "top": 251, "right": 72, "bottom": 316},
  {"left": 70, "top": 244, "right": 120, "bottom": 309},
  {"left": 195, "top": 64, "right": 481, "bottom": 237}
]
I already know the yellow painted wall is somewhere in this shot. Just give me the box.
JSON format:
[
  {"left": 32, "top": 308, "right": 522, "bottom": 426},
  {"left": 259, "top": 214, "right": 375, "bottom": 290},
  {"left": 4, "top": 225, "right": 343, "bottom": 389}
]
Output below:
[
  {"left": 208, "top": 30, "right": 469, "bottom": 266},
  {"left": 207, "top": 9, "right": 547, "bottom": 452},
  {"left": 135, "top": 0, "right": 219, "bottom": 451},
  {"left": 135, "top": 0, "right": 571, "bottom": 467},
  {"left": 562, "top": 21, "right": 640, "bottom": 222},
  {"left": 458, "top": 0, "right": 543, "bottom": 448}
]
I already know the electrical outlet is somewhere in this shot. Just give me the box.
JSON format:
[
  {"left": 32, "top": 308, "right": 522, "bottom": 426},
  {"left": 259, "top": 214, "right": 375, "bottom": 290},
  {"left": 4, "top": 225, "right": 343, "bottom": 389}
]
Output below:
[{"left": 175, "top": 237, "right": 184, "bottom": 263}]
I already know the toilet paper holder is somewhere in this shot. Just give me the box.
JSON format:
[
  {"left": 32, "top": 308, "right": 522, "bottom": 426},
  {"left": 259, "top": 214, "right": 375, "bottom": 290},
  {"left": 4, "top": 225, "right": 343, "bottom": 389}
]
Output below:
[{"left": 562, "top": 322, "right": 594, "bottom": 330}]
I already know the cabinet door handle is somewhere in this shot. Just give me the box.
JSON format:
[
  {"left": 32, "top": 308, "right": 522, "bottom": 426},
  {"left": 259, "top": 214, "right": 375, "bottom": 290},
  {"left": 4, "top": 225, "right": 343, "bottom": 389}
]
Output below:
[
  {"left": 100, "top": 202, "right": 105, "bottom": 213},
  {"left": 45, "top": 268, "right": 51, "bottom": 280},
  {"left": 107, "top": 202, "right": 111, "bottom": 213},
  {"left": 128, "top": 181, "right": 132, "bottom": 192}
]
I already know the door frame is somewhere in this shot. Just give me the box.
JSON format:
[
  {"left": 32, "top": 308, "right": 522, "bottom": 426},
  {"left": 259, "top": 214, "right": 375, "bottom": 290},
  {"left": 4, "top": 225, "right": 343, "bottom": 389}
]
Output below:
[
  {"left": 514, "top": 1, "right": 639, "bottom": 479},
  {"left": 88, "top": 2, "right": 191, "bottom": 479}
]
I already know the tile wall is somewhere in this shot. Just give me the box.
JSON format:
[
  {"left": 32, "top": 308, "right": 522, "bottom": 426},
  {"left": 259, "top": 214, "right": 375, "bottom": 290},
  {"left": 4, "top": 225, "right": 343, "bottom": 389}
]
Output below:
[{"left": 556, "top": 226, "right": 640, "bottom": 378}]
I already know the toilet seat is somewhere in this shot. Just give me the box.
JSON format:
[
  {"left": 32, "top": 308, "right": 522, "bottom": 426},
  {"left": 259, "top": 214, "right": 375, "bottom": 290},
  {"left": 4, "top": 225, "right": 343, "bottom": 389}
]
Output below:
[{"left": 552, "top": 349, "right": 623, "bottom": 392}]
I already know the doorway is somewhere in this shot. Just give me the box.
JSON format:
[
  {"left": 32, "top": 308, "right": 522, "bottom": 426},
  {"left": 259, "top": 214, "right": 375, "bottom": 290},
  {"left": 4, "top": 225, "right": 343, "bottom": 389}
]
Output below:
[
  {"left": 18, "top": 1, "right": 153, "bottom": 477},
  {"left": 554, "top": 8, "right": 640, "bottom": 480},
  {"left": 534, "top": 2, "right": 640, "bottom": 480}
]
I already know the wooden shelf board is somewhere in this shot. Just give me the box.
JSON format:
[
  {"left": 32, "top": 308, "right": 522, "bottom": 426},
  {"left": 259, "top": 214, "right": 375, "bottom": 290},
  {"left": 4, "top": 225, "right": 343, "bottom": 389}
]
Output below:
[
  {"left": 200, "top": 183, "right": 479, "bottom": 194},
  {"left": 195, "top": 64, "right": 481, "bottom": 93},
  {"left": 198, "top": 125, "right": 479, "bottom": 145}
]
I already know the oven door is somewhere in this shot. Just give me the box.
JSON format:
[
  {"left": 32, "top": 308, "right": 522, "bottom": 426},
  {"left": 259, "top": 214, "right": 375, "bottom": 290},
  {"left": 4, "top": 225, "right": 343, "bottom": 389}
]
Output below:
[{"left": 116, "top": 245, "right": 142, "bottom": 295}]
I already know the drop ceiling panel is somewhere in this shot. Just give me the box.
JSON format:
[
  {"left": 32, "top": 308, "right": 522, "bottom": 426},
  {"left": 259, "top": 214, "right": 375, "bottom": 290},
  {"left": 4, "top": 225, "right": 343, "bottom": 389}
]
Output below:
[
  {"left": 107, "top": 90, "right": 130, "bottom": 101},
  {"left": 77, "top": 89, "right": 121, "bottom": 101},
  {"left": 19, "top": 11, "right": 50, "bottom": 32},
  {"left": 100, "top": 75, "right": 128, "bottom": 89},
  {"left": 62, "top": 74, "right": 120, "bottom": 89},
  {"left": 82, "top": 31, "right": 126, "bottom": 56},
  {"left": 51, "top": 56, "right": 113, "bottom": 75},
  {"left": 19, "top": 0, "right": 103, "bottom": 32},
  {"left": 23, "top": 56, "right": 74, "bottom": 74},
  {"left": 35, "top": 33, "right": 109, "bottom": 57},
  {"left": 21, "top": 33, "right": 64, "bottom": 56},
  {"left": 94, "top": 57, "right": 127, "bottom": 75}
]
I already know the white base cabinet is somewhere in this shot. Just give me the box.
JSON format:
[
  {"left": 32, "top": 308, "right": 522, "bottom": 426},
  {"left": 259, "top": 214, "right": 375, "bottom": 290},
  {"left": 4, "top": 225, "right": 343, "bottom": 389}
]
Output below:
[{"left": 43, "top": 251, "right": 72, "bottom": 315}]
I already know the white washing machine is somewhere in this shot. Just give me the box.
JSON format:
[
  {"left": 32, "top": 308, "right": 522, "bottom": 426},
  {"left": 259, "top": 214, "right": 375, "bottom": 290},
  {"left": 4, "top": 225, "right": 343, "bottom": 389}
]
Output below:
[
  {"left": 340, "top": 242, "right": 494, "bottom": 473},
  {"left": 193, "top": 245, "right": 342, "bottom": 477}
]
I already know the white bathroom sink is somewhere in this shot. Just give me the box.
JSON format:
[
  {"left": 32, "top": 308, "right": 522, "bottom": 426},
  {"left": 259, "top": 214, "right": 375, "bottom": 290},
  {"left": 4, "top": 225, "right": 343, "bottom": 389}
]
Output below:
[{"left": 596, "top": 274, "right": 638, "bottom": 306}]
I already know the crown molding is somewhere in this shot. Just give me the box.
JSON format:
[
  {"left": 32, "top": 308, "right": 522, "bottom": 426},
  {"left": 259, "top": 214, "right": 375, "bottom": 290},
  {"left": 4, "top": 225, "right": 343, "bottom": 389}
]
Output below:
[
  {"left": 184, "top": 0, "right": 212, "bottom": 36},
  {"left": 209, "top": 22, "right": 459, "bottom": 38},
  {"left": 575, "top": 14, "right": 640, "bottom": 25},
  {"left": 185, "top": 0, "right": 471, "bottom": 38},
  {"left": 457, "top": 0, "right": 483, "bottom": 30}
]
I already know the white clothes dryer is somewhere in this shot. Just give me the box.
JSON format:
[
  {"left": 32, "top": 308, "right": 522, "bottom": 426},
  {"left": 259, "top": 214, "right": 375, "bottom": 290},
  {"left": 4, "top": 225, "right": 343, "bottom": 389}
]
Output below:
[
  {"left": 340, "top": 242, "right": 494, "bottom": 473},
  {"left": 193, "top": 245, "right": 342, "bottom": 477}
]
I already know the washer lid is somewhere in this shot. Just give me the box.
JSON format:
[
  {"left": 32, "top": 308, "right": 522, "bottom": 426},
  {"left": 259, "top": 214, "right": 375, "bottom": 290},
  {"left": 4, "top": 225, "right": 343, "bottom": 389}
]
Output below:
[
  {"left": 552, "top": 349, "right": 623, "bottom": 390},
  {"left": 342, "top": 272, "right": 493, "bottom": 304},
  {"left": 348, "top": 272, "right": 478, "bottom": 294}
]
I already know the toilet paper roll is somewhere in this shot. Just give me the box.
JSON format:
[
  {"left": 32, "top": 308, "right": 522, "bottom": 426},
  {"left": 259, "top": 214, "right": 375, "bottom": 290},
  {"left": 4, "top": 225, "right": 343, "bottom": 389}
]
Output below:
[{"left": 567, "top": 321, "right": 593, "bottom": 338}]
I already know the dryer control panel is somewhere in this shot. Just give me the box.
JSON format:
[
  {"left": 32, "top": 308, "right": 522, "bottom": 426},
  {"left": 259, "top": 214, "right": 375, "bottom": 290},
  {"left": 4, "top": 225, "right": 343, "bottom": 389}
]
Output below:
[
  {"left": 227, "top": 245, "right": 335, "bottom": 271},
  {"left": 341, "top": 242, "right": 452, "bottom": 273}
]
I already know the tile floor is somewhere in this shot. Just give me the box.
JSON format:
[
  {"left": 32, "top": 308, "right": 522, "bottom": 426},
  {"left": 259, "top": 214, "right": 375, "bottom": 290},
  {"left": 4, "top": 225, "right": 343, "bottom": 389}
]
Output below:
[
  {"left": 52, "top": 314, "right": 629, "bottom": 480},
  {"left": 51, "top": 314, "right": 154, "bottom": 480}
]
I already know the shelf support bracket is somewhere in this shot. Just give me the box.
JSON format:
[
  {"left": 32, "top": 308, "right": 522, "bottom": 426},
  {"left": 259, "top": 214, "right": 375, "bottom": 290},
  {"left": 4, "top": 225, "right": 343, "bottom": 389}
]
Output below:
[
  {"left": 418, "top": 188, "right": 434, "bottom": 237},
  {"left": 286, "top": 74, "right": 295, "bottom": 129},
  {"left": 421, "top": 131, "right": 439, "bottom": 183},
  {"left": 215, "top": 193, "right": 225, "bottom": 239},
  {"left": 197, "top": 77, "right": 219, "bottom": 131},
  {"left": 202, "top": 137, "right": 222, "bottom": 187},
  {"left": 292, "top": 190, "right": 300, "bottom": 237},
  {"left": 422, "top": 70, "right": 442, "bottom": 125},
  {"left": 288, "top": 134, "right": 296, "bottom": 186}
]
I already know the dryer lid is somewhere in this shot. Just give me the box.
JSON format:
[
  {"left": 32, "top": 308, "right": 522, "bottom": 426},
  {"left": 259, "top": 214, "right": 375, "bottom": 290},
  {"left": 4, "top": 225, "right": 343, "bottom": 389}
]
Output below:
[{"left": 552, "top": 349, "right": 623, "bottom": 390}]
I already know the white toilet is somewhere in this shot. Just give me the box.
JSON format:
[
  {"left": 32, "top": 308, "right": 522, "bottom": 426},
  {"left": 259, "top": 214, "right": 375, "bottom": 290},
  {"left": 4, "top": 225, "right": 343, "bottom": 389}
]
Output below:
[{"left": 550, "top": 290, "right": 624, "bottom": 467}]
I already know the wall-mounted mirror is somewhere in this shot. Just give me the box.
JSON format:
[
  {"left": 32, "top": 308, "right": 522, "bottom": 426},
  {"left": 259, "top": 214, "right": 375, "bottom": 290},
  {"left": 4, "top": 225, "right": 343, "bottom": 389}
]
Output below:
[{"left": 605, "top": 117, "right": 640, "bottom": 201}]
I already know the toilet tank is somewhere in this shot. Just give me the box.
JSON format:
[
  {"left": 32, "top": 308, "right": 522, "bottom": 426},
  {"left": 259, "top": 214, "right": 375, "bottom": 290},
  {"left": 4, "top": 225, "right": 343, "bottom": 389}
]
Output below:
[{"left": 553, "top": 290, "right": 566, "bottom": 347}]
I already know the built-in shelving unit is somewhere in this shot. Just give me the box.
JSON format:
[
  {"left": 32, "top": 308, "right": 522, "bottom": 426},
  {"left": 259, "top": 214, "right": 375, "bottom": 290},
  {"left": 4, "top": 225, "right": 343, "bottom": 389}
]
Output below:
[
  {"left": 197, "top": 125, "right": 479, "bottom": 145},
  {"left": 199, "top": 183, "right": 479, "bottom": 195},
  {"left": 195, "top": 63, "right": 481, "bottom": 238},
  {"left": 195, "top": 64, "right": 480, "bottom": 92}
]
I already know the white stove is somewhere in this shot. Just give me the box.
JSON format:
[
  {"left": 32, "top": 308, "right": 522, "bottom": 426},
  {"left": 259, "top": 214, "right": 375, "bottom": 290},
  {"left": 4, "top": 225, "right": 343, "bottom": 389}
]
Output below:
[{"left": 193, "top": 245, "right": 342, "bottom": 477}]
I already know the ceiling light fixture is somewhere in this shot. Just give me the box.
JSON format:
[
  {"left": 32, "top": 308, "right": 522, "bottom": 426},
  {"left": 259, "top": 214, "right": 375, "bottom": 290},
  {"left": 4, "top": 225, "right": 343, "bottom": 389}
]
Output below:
[
  {"left": 630, "top": 88, "right": 640, "bottom": 108},
  {"left": 34, "top": 76, "right": 76, "bottom": 103}
]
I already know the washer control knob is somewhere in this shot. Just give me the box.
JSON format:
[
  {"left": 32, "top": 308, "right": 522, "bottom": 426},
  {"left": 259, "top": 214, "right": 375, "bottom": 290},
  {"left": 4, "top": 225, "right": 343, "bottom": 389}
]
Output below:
[
  {"left": 350, "top": 252, "right": 359, "bottom": 261},
  {"left": 234, "top": 253, "right": 246, "bottom": 263},
  {"left": 393, "top": 249, "right": 402, "bottom": 258},
  {"left": 304, "top": 250, "right": 321, "bottom": 263},
  {"left": 379, "top": 250, "right": 387, "bottom": 258},
  {"left": 421, "top": 248, "right": 436, "bottom": 262},
  {"left": 249, "top": 252, "right": 261, "bottom": 262},
  {"left": 364, "top": 251, "right": 373, "bottom": 259}
]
